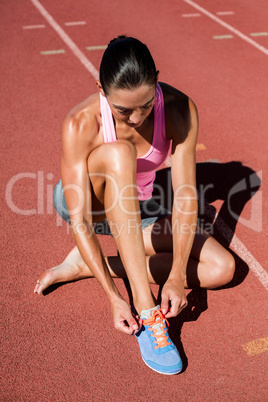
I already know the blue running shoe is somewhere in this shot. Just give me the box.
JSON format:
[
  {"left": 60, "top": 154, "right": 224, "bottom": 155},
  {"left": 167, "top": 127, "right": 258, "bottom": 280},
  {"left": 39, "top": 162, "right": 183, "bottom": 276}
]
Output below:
[{"left": 135, "top": 307, "right": 182, "bottom": 375}]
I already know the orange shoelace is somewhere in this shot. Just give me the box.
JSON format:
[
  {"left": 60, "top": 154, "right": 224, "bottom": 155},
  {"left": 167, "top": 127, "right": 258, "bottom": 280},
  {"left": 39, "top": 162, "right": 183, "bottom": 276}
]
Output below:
[{"left": 142, "top": 309, "right": 171, "bottom": 349}]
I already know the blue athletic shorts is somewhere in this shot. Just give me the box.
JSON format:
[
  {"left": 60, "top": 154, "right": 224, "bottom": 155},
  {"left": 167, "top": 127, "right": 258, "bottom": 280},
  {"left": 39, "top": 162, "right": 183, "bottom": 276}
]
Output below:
[{"left": 53, "top": 180, "right": 171, "bottom": 236}]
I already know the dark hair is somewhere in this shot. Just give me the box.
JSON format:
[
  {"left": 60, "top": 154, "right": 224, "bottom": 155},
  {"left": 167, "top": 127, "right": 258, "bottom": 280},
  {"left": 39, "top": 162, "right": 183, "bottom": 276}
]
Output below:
[{"left": 99, "top": 36, "right": 158, "bottom": 95}]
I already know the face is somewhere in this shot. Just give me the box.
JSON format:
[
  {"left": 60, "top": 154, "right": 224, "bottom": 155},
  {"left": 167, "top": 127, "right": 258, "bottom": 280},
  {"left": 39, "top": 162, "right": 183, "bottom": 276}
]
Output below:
[{"left": 99, "top": 83, "right": 156, "bottom": 128}]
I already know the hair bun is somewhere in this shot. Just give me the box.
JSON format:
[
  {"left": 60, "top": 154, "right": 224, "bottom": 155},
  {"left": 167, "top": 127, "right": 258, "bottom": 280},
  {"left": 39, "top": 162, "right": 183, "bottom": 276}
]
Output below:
[{"left": 108, "top": 35, "right": 128, "bottom": 46}]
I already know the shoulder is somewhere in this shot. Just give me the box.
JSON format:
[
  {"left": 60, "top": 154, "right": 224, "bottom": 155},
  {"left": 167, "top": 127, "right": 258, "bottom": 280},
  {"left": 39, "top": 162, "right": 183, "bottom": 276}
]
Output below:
[
  {"left": 62, "top": 93, "right": 102, "bottom": 162},
  {"left": 158, "top": 82, "right": 198, "bottom": 143},
  {"left": 63, "top": 93, "right": 100, "bottom": 140}
]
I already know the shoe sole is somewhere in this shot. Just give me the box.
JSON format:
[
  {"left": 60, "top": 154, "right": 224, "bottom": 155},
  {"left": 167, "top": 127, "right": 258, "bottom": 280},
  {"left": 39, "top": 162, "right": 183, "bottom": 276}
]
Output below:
[{"left": 141, "top": 356, "right": 182, "bottom": 375}]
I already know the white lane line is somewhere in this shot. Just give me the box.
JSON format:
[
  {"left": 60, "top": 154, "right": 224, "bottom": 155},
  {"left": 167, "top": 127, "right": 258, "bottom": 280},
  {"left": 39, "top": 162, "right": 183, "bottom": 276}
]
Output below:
[
  {"left": 182, "top": 0, "right": 268, "bottom": 56},
  {"left": 31, "top": 0, "right": 99, "bottom": 80},
  {"left": 23, "top": 24, "right": 46, "bottom": 29},
  {"left": 214, "top": 212, "right": 268, "bottom": 291},
  {"left": 64, "top": 21, "right": 86, "bottom": 26},
  {"left": 250, "top": 32, "right": 268, "bottom": 37},
  {"left": 216, "top": 11, "right": 235, "bottom": 16},
  {"left": 41, "top": 49, "right": 65, "bottom": 55},
  {"left": 85, "top": 45, "right": 107, "bottom": 50},
  {"left": 213, "top": 35, "right": 233, "bottom": 39},
  {"left": 231, "top": 234, "right": 268, "bottom": 291},
  {"left": 182, "top": 13, "right": 201, "bottom": 17}
]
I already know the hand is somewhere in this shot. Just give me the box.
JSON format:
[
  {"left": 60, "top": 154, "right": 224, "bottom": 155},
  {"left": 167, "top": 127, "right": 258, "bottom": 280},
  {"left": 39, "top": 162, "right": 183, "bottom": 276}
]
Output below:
[
  {"left": 110, "top": 297, "right": 142, "bottom": 335},
  {"left": 161, "top": 278, "right": 188, "bottom": 318}
]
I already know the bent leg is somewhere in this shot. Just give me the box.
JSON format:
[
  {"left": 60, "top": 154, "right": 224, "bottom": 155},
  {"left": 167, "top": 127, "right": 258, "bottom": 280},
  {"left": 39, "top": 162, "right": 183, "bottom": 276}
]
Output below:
[
  {"left": 34, "top": 244, "right": 171, "bottom": 295},
  {"left": 142, "top": 215, "right": 235, "bottom": 289},
  {"left": 87, "top": 140, "right": 156, "bottom": 313},
  {"left": 36, "top": 141, "right": 156, "bottom": 313},
  {"left": 35, "top": 222, "right": 234, "bottom": 296},
  {"left": 185, "top": 230, "right": 235, "bottom": 288}
]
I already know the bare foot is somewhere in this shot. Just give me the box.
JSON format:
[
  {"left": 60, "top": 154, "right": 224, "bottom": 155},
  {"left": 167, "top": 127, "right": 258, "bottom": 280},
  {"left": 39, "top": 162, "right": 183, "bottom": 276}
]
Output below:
[{"left": 34, "top": 246, "right": 92, "bottom": 294}]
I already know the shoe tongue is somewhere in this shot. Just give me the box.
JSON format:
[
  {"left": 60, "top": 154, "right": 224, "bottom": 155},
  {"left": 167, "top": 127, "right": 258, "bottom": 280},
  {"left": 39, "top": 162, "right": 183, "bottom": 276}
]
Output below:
[
  {"left": 141, "top": 305, "right": 165, "bottom": 344},
  {"left": 140, "top": 305, "right": 160, "bottom": 319}
]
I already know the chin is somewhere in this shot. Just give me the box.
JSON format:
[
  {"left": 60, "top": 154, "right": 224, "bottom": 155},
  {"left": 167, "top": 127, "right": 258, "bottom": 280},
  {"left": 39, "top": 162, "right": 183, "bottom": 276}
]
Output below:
[{"left": 128, "top": 121, "right": 143, "bottom": 128}]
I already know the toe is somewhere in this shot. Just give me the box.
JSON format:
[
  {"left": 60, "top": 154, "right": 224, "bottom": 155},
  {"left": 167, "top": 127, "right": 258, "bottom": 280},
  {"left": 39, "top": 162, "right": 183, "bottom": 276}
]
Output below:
[{"left": 34, "top": 281, "right": 43, "bottom": 294}]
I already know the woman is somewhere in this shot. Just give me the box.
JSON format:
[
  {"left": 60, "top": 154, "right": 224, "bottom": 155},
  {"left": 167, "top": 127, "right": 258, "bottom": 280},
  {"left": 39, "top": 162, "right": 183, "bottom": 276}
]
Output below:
[{"left": 34, "top": 36, "right": 235, "bottom": 375}]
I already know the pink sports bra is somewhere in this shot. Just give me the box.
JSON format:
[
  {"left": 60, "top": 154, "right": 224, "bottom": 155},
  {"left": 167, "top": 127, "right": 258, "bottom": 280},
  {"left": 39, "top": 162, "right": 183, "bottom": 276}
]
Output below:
[{"left": 100, "top": 83, "right": 171, "bottom": 200}]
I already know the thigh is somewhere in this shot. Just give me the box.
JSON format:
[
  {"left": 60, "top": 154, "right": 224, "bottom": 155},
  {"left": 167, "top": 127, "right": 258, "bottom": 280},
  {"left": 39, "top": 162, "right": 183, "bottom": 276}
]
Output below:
[
  {"left": 87, "top": 143, "right": 110, "bottom": 207},
  {"left": 87, "top": 143, "right": 118, "bottom": 221},
  {"left": 87, "top": 140, "right": 137, "bottom": 220},
  {"left": 143, "top": 215, "right": 218, "bottom": 263},
  {"left": 142, "top": 215, "right": 174, "bottom": 255}
]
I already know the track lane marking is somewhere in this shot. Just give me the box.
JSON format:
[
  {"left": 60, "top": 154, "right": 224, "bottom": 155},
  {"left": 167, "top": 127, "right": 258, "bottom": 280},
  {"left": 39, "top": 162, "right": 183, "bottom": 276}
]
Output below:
[
  {"left": 64, "top": 21, "right": 86, "bottom": 26},
  {"left": 250, "top": 32, "right": 268, "bottom": 37},
  {"left": 85, "top": 45, "right": 107, "bottom": 50},
  {"left": 182, "top": 0, "right": 268, "bottom": 56},
  {"left": 41, "top": 49, "right": 65, "bottom": 55},
  {"left": 182, "top": 13, "right": 201, "bottom": 17},
  {"left": 196, "top": 143, "right": 206, "bottom": 150},
  {"left": 213, "top": 209, "right": 268, "bottom": 291},
  {"left": 216, "top": 11, "right": 235, "bottom": 16},
  {"left": 31, "top": 0, "right": 98, "bottom": 79},
  {"left": 213, "top": 35, "right": 233, "bottom": 39},
  {"left": 231, "top": 234, "right": 268, "bottom": 291},
  {"left": 242, "top": 337, "right": 268, "bottom": 356},
  {"left": 23, "top": 24, "right": 45, "bottom": 29}
]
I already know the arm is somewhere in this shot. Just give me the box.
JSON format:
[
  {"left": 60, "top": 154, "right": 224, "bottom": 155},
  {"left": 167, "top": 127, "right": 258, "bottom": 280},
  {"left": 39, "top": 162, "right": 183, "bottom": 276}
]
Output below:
[
  {"left": 61, "top": 111, "right": 139, "bottom": 334},
  {"left": 161, "top": 98, "right": 198, "bottom": 317}
]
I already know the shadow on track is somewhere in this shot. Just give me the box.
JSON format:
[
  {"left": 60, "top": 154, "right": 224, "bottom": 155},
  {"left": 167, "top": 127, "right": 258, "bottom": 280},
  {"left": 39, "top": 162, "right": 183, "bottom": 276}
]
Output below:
[
  {"left": 143, "top": 160, "right": 261, "bottom": 371},
  {"left": 153, "top": 161, "right": 261, "bottom": 289}
]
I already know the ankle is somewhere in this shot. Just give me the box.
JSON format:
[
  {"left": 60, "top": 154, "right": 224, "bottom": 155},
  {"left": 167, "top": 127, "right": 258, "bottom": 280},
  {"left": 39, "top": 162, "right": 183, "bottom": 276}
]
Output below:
[{"left": 133, "top": 297, "right": 156, "bottom": 316}]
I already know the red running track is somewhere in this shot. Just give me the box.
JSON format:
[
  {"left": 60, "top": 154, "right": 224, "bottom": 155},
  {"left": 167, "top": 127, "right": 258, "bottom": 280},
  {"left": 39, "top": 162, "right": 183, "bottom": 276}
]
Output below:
[{"left": 1, "top": 0, "right": 268, "bottom": 400}]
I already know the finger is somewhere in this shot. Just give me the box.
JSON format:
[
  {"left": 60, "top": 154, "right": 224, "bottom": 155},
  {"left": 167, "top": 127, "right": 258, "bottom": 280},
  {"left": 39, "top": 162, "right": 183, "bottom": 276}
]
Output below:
[
  {"left": 115, "top": 320, "right": 137, "bottom": 335},
  {"left": 122, "top": 325, "right": 137, "bottom": 335},
  {"left": 166, "top": 298, "right": 188, "bottom": 318},
  {"left": 165, "top": 308, "right": 177, "bottom": 318},
  {"left": 134, "top": 318, "right": 143, "bottom": 334},
  {"left": 165, "top": 299, "right": 180, "bottom": 318},
  {"left": 160, "top": 293, "right": 170, "bottom": 315},
  {"left": 135, "top": 316, "right": 143, "bottom": 330},
  {"left": 126, "top": 313, "right": 140, "bottom": 333},
  {"left": 181, "top": 299, "right": 188, "bottom": 309}
]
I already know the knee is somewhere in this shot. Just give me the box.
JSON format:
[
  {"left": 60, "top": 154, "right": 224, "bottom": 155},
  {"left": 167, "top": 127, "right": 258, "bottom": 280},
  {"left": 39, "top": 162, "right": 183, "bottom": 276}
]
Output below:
[
  {"left": 108, "top": 140, "right": 137, "bottom": 173},
  {"left": 212, "top": 251, "right": 235, "bottom": 287}
]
